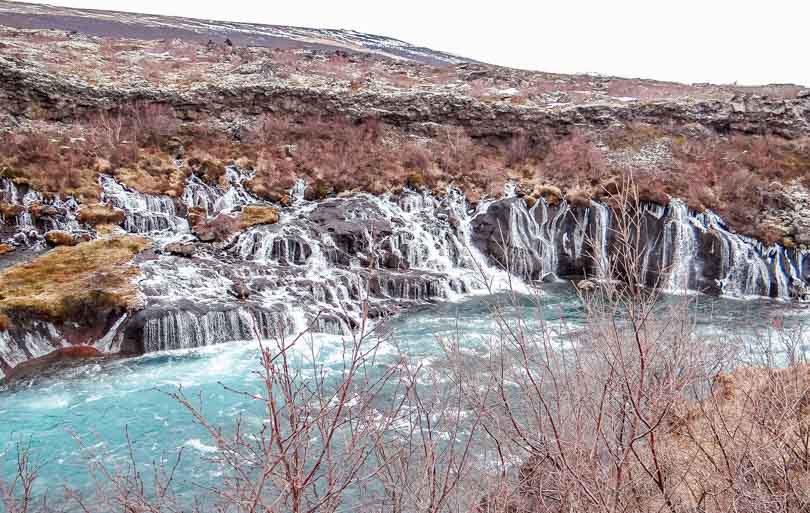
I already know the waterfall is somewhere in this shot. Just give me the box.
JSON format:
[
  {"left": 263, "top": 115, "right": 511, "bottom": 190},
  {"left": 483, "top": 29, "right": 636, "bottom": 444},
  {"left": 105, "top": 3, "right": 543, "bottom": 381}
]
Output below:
[
  {"left": 100, "top": 176, "right": 189, "bottom": 236},
  {"left": 182, "top": 166, "right": 258, "bottom": 214},
  {"left": 474, "top": 196, "right": 810, "bottom": 299},
  {"left": 0, "top": 323, "right": 66, "bottom": 379},
  {"left": 6, "top": 165, "right": 810, "bottom": 376},
  {"left": 0, "top": 178, "right": 82, "bottom": 245},
  {"left": 589, "top": 201, "right": 611, "bottom": 279},
  {"left": 661, "top": 200, "right": 699, "bottom": 292},
  {"left": 142, "top": 308, "right": 289, "bottom": 352}
]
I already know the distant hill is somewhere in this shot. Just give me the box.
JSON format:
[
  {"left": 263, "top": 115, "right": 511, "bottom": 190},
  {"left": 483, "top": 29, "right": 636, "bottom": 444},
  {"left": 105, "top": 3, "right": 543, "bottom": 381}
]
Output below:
[{"left": 0, "top": 0, "right": 473, "bottom": 65}]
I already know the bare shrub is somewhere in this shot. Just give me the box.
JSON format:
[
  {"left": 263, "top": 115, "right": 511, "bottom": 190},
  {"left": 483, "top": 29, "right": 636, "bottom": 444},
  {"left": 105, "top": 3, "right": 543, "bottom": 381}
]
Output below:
[
  {"left": 0, "top": 440, "right": 49, "bottom": 513},
  {"left": 540, "top": 130, "right": 607, "bottom": 185}
]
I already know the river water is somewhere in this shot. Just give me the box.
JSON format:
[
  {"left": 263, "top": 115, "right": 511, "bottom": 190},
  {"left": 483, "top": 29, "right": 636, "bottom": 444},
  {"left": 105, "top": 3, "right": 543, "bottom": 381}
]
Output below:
[{"left": 2, "top": 285, "right": 809, "bottom": 503}]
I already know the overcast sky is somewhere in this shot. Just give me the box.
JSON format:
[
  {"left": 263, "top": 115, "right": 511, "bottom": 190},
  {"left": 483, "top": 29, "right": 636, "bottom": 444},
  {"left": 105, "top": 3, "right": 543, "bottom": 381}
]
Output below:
[{"left": 16, "top": 0, "right": 810, "bottom": 86}]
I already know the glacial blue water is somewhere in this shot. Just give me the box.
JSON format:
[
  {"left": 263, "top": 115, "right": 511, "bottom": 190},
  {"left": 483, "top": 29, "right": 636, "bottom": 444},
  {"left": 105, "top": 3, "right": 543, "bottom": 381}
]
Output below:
[{"left": 1, "top": 286, "right": 809, "bottom": 504}]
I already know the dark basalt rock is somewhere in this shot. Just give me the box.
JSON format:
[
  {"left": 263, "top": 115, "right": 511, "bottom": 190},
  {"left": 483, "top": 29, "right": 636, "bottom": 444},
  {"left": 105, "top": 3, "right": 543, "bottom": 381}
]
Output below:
[{"left": 471, "top": 197, "right": 605, "bottom": 281}]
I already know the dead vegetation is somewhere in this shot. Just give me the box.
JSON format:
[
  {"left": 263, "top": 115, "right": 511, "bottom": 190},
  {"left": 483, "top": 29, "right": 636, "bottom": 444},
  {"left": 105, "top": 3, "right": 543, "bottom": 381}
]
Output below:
[
  {"left": 3, "top": 106, "right": 809, "bottom": 244},
  {"left": 76, "top": 204, "right": 125, "bottom": 226},
  {"left": 237, "top": 205, "right": 279, "bottom": 229},
  {"left": 0, "top": 236, "right": 149, "bottom": 322},
  {"left": 44, "top": 230, "right": 76, "bottom": 246}
]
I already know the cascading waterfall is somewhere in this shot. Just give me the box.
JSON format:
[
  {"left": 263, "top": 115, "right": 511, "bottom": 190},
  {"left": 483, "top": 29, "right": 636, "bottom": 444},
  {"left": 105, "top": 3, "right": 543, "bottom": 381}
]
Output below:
[
  {"left": 227, "top": 187, "right": 524, "bottom": 339},
  {"left": 473, "top": 195, "right": 810, "bottom": 299},
  {"left": 100, "top": 175, "right": 189, "bottom": 236},
  {"left": 0, "top": 323, "right": 66, "bottom": 380},
  {"left": 182, "top": 166, "right": 259, "bottom": 214},
  {"left": 661, "top": 200, "right": 699, "bottom": 292},
  {"left": 142, "top": 308, "right": 289, "bottom": 352},
  {"left": 0, "top": 178, "right": 82, "bottom": 245},
  {"left": 589, "top": 201, "right": 611, "bottom": 278},
  {"left": 4, "top": 166, "right": 810, "bottom": 375},
  {"left": 472, "top": 196, "right": 611, "bottom": 282}
]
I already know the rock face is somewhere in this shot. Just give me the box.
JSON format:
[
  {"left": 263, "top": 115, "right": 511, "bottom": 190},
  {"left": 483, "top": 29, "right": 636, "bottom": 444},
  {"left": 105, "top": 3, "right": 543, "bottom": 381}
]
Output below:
[
  {"left": 2, "top": 52, "right": 809, "bottom": 138},
  {"left": 163, "top": 242, "right": 194, "bottom": 257},
  {"left": 472, "top": 196, "right": 809, "bottom": 299}
]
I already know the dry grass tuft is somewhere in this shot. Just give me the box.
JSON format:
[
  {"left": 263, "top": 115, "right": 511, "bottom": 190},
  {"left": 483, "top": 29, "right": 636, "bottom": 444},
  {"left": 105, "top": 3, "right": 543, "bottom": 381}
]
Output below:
[
  {"left": 76, "top": 204, "right": 125, "bottom": 226},
  {"left": 0, "top": 203, "right": 24, "bottom": 218},
  {"left": 113, "top": 150, "right": 188, "bottom": 197},
  {"left": 238, "top": 205, "right": 279, "bottom": 229},
  {"left": 44, "top": 230, "right": 76, "bottom": 247},
  {"left": 534, "top": 184, "right": 563, "bottom": 205},
  {"left": 0, "top": 236, "right": 150, "bottom": 322}
]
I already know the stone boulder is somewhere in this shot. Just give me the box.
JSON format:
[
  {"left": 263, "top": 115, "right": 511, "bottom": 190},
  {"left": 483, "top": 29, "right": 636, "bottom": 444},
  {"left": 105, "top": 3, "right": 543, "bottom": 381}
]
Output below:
[
  {"left": 163, "top": 242, "right": 195, "bottom": 258},
  {"left": 45, "top": 230, "right": 76, "bottom": 246}
]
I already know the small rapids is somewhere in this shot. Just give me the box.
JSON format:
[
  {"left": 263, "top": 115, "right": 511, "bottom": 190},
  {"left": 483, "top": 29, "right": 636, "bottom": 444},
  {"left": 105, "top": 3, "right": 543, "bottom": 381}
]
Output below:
[{"left": 1, "top": 289, "right": 807, "bottom": 503}]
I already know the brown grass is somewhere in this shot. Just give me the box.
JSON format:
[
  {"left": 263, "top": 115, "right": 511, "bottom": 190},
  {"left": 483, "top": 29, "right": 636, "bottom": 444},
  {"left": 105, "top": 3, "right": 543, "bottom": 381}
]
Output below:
[
  {"left": 113, "top": 150, "right": 188, "bottom": 197},
  {"left": 238, "top": 205, "right": 279, "bottom": 229},
  {"left": 0, "top": 236, "right": 150, "bottom": 322},
  {"left": 44, "top": 230, "right": 76, "bottom": 246},
  {"left": 76, "top": 204, "right": 125, "bottom": 226},
  {"left": 0, "top": 243, "right": 14, "bottom": 255},
  {"left": 1, "top": 97, "right": 808, "bottom": 247},
  {"left": 0, "top": 203, "right": 24, "bottom": 218}
]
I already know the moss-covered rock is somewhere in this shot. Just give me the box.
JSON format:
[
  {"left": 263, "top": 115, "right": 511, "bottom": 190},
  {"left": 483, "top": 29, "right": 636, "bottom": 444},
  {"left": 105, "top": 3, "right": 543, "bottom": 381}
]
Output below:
[
  {"left": 0, "top": 236, "right": 150, "bottom": 323},
  {"left": 76, "top": 204, "right": 126, "bottom": 226},
  {"left": 45, "top": 230, "right": 77, "bottom": 246},
  {"left": 0, "top": 202, "right": 24, "bottom": 218},
  {"left": 238, "top": 205, "right": 279, "bottom": 229}
]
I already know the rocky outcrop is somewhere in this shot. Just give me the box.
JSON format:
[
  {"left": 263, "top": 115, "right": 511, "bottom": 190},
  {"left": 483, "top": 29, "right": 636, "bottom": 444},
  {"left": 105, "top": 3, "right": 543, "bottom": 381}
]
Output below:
[
  {"left": 472, "top": 195, "right": 809, "bottom": 299},
  {"left": 2, "top": 55, "right": 809, "bottom": 139}
]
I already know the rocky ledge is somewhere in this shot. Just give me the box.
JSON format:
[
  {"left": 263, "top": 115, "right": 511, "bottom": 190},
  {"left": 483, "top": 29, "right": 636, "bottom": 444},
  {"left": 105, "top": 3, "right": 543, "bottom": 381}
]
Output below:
[{"left": 2, "top": 54, "right": 809, "bottom": 139}]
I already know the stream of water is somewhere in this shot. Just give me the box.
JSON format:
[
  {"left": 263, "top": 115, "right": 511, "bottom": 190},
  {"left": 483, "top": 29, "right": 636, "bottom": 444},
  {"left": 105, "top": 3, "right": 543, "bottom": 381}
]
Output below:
[{"left": 2, "top": 286, "right": 809, "bottom": 502}]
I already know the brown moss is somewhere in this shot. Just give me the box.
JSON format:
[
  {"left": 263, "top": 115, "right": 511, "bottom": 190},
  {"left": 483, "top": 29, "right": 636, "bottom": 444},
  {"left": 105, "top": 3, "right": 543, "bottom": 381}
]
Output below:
[
  {"left": 757, "top": 223, "right": 787, "bottom": 246},
  {"left": 304, "top": 179, "right": 333, "bottom": 201},
  {"left": 77, "top": 204, "right": 125, "bottom": 226},
  {"left": 565, "top": 186, "right": 592, "bottom": 208},
  {"left": 93, "top": 224, "right": 124, "bottom": 237},
  {"left": 187, "top": 151, "right": 226, "bottom": 186},
  {"left": 238, "top": 205, "right": 279, "bottom": 230},
  {"left": 0, "top": 202, "right": 24, "bottom": 218},
  {"left": 534, "top": 184, "right": 563, "bottom": 205},
  {"left": 0, "top": 313, "right": 10, "bottom": 331},
  {"left": 45, "top": 230, "right": 77, "bottom": 246},
  {"left": 114, "top": 150, "right": 188, "bottom": 197},
  {"left": 0, "top": 243, "right": 14, "bottom": 255},
  {"left": 0, "top": 236, "right": 150, "bottom": 322},
  {"left": 29, "top": 203, "right": 61, "bottom": 219},
  {"left": 405, "top": 172, "right": 426, "bottom": 190},
  {"left": 187, "top": 206, "right": 207, "bottom": 226}
]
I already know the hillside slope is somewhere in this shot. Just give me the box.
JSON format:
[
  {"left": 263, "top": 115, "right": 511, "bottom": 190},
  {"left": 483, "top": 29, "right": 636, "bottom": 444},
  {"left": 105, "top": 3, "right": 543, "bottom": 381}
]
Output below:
[{"left": 0, "top": 0, "right": 472, "bottom": 65}]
